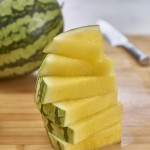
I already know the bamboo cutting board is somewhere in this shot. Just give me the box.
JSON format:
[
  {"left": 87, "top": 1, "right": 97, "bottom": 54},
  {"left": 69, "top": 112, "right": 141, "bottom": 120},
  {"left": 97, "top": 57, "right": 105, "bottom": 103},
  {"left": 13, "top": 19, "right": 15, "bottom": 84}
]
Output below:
[{"left": 0, "top": 36, "right": 150, "bottom": 150}]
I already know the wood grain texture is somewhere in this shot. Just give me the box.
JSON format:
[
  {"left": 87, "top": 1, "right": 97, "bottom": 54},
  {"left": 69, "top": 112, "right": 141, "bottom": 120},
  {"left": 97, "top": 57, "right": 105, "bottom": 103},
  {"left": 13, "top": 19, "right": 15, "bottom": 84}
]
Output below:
[{"left": 0, "top": 36, "right": 150, "bottom": 150}]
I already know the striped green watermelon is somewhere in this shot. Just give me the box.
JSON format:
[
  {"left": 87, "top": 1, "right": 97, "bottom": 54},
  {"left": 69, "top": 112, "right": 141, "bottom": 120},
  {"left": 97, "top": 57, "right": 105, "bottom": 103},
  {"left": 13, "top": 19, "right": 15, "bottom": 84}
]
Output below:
[{"left": 0, "top": 0, "right": 63, "bottom": 78}]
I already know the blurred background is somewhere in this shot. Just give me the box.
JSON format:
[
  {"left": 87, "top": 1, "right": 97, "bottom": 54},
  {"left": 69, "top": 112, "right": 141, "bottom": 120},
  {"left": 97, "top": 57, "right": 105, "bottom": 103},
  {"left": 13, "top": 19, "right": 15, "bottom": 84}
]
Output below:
[{"left": 58, "top": 0, "right": 150, "bottom": 35}]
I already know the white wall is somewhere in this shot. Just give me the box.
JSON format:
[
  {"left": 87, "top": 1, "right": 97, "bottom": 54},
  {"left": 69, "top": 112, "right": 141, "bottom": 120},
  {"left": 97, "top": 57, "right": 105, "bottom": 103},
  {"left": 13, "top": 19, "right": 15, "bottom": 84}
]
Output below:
[{"left": 58, "top": 0, "right": 150, "bottom": 35}]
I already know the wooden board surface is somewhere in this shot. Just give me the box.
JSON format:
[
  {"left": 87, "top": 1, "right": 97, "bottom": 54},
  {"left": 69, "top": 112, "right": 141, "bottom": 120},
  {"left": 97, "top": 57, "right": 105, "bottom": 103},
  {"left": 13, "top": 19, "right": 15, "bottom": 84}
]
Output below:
[{"left": 0, "top": 36, "right": 150, "bottom": 150}]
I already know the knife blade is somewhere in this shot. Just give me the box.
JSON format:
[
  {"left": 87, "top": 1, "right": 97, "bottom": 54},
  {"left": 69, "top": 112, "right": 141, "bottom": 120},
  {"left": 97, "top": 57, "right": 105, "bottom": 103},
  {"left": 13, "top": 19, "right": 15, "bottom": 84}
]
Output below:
[{"left": 97, "top": 19, "right": 149, "bottom": 66}]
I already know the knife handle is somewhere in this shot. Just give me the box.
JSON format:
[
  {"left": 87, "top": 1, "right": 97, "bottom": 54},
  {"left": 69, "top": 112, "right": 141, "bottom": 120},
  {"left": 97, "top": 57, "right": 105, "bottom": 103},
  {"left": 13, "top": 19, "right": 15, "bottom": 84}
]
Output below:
[{"left": 122, "top": 43, "right": 149, "bottom": 66}]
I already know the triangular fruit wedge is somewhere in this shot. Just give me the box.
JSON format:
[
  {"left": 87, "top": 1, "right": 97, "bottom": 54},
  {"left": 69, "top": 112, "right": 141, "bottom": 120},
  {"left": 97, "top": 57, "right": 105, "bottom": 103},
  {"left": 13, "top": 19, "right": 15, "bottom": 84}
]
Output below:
[
  {"left": 36, "top": 74, "right": 116, "bottom": 104},
  {"left": 47, "top": 122, "right": 121, "bottom": 150},
  {"left": 41, "top": 90, "right": 117, "bottom": 127},
  {"left": 43, "top": 102, "right": 123, "bottom": 144},
  {"left": 44, "top": 26, "right": 103, "bottom": 61},
  {"left": 38, "top": 54, "right": 114, "bottom": 76}
]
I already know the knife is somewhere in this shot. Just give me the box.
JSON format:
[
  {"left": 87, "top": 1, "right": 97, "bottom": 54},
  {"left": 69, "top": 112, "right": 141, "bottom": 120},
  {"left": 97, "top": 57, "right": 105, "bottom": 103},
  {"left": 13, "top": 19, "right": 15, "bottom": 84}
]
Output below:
[{"left": 97, "top": 19, "right": 150, "bottom": 66}]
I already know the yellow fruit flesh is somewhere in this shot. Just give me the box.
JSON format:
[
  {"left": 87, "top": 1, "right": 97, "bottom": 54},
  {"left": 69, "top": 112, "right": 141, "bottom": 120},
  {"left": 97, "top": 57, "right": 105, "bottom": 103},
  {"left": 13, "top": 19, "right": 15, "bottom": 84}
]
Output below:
[
  {"left": 38, "top": 74, "right": 117, "bottom": 104},
  {"left": 72, "top": 103, "right": 122, "bottom": 144},
  {"left": 43, "top": 90, "right": 118, "bottom": 127},
  {"left": 59, "top": 90, "right": 118, "bottom": 126},
  {"left": 44, "top": 26, "right": 103, "bottom": 61},
  {"left": 38, "top": 54, "right": 114, "bottom": 76},
  {"left": 47, "top": 122, "right": 121, "bottom": 150}
]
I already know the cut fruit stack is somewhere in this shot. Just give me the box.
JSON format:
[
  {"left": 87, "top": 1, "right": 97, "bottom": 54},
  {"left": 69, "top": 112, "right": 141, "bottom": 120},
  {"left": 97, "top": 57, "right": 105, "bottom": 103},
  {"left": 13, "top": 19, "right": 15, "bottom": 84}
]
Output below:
[{"left": 35, "top": 26, "right": 123, "bottom": 150}]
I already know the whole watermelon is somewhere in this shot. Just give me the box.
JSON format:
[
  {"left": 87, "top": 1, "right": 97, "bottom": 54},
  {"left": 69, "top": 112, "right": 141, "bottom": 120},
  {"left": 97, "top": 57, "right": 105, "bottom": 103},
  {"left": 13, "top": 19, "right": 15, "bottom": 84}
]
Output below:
[{"left": 0, "top": 0, "right": 63, "bottom": 78}]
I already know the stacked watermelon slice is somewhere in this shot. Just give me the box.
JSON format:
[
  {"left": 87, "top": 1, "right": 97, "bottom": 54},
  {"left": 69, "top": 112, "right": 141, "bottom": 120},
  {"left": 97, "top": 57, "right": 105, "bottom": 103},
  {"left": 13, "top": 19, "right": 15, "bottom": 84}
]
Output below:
[{"left": 35, "top": 26, "right": 123, "bottom": 150}]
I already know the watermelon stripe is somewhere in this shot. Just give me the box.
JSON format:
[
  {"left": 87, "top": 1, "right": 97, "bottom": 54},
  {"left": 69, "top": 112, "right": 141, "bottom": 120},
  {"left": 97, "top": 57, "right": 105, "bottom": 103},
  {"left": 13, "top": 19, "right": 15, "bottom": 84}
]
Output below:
[
  {"left": 0, "top": 50, "right": 44, "bottom": 71},
  {"left": 37, "top": 78, "right": 47, "bottom": 104},
  {"left": 0, "top": 14, "right": 62, "bottom": 54},
  {"left": 0, "top": 1, "right": 59, "bottom": 28},
  {"left": 55, "top": 108, "right": 62, "bottom": 125},
  {"left": 47, "top": 119, "right": 54, "bottom": 133},
  {"left": 0, "top": 20, "right": 63, "bottom": 67},
  {"left": 0, "top": 60, "right": 42, "bottom": 78},
  {"left": 0, "top": 9, "right": 60, "bottom": 42},
  {"left": 64, "top": 128, "right": 69, "bottom": 142},
  {"left": 56, "top": 141, "right": 62, "bottom": 150},
  {"left": 47, "top": 120, "right": 69, "bottom": 142},
  {"left": 40, "top": 105, "right": 44, "bottom": 114}
]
